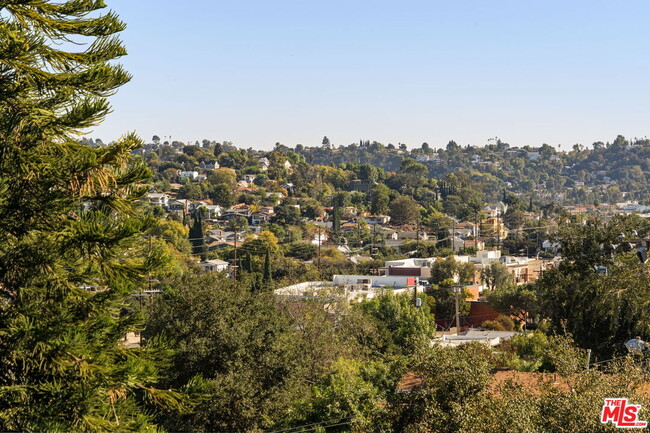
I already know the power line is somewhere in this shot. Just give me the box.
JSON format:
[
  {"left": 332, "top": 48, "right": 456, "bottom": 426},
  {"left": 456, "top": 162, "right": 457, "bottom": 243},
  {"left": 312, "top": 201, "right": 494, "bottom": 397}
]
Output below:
[{"left": 265, "top": 417, "right": 356, "bottom": 433}]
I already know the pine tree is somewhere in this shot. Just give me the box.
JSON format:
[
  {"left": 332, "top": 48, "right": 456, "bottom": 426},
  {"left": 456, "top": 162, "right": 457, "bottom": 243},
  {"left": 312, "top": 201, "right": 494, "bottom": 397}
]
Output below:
[{"left": 0, "top": 2, "right": 183, "bottom": 431}]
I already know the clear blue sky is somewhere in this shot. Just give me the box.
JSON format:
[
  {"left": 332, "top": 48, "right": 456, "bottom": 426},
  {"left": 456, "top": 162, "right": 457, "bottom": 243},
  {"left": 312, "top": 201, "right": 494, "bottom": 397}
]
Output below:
[{"left": 92, "top": 0, "right": 650, "bottom": 150}]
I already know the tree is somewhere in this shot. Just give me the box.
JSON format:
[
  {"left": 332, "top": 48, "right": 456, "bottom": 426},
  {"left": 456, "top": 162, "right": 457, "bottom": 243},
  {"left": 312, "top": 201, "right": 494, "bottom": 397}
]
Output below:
[
  {"left": 208, "top": 167, "right": 237, "bottom": 188},
  {"left": 359, "top": 163, "right": 379, "bottom": 184},
  {"left": 388, "top": 196, "right": 419, "bottom": 226},
  {"left": 399, "top": 158, "right": 428, "bottom": 193},
  {"left": 486, "top": 284, "right": 538, "bottom": 327},
  {"left": 0, "top": 2, "right": 181, "bottom": 431},
  {"left": 286, "top": 242, "right": 318, "bottom": 261},
  {"left": 370, "top": 184, "right": 391, "bottom": 215},
  {"left": 430, "top": 257, "right": 476, "bottom": 286},
  {"left": 536, "top": 217, "right": 650, "bottom": 358},
  {"left": 145, "top": 272, "right": 303, "bottom": 432},
  {"left": 189, "top": 213, "right": 207, "bottom": 260},
  {"left": 285, "top": 358, "right": 388, "bottom": 431},
  {"left": 209, "top": 183, "right": 233, "bottom": 207},
  {"left": 480, "top": 263, "right": 513, "bottom": 291},
  {"left": 262, "top": 249, "right": 273, "bottom": 287},
  {"left": 380, "top": 343, "right": 494, "bottom": 432},
  {"left": 273, "top": 203, "right": 303, "bottom": 226},
  {"left": 356, "top": 293, "right": 435, "bottom": 355}
]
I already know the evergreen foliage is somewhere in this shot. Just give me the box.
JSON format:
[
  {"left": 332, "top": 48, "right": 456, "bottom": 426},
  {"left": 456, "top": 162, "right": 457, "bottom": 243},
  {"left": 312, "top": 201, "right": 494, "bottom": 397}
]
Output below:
[{"left": 0, "top": 2, "right": 181, "bottom": 430}]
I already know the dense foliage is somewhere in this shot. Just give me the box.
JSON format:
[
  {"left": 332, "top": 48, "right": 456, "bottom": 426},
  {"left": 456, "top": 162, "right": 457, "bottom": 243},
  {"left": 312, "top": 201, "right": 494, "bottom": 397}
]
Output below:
[
  {"left": 0, "top": 1, "right": 180, "bottom": 431},
  {"left": 6, "top": 2, "right": 650, "bottom": 432}
]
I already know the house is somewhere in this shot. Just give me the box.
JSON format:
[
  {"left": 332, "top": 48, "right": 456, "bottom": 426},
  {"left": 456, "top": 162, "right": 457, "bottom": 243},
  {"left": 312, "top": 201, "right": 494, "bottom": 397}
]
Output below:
[
  {"left": 398, "top": 230, "right": 428, "bottom": 241},
  {"left": 266, "top": 192, "right": 285, "bottom": 200},
  {"left": 259, "top": 157, "right": 270, "bottom": 171},
  {"left": 384, "top": 257, "right": 436, "bottom": 268},
  {"left": 242, "top": 174, "right": 257, "bottom": 184},
  {"left": 449, "top": 236, "right": 466, "bottom": 253},
  {"left": 250, "top": 206, "right": 275, "bottom": 225},
  {"left": 340, "top": 222, "right": 360, "bottom": 234},
  {"left": 437, "top": 329, "right": 517, "bottom": 347},
  {"left": 415, "top": 154, "right": 440, "bottom": 163},
  {"left": 204, "top": 161, "right": 219, "bottom": 170},
  {"left": 275, "top": 280, "right": 405, "bottom": 303},
  {"left": 450, "top": 221, "right": 479, "bottom": 238},
  {"left": 363, "top": 215, "right": 391, "bottom": 225},
  {"left": 341, "top": 206, "right": 358, "bottom": 221},
  {"left": 311, "top": 232, "right": 329, "bottom": 246},
  {"left": 332, "top": 274, "right": 420, "bottom": 290},
  {"left": 542, "top": 240, "right": 561, "bottom": 253},
  {"left": 384, "top": 266, "right": 432, "bottom": 278},
  {"left": 220, "top": 205, "right": 252, "bottom": 221},
  {"left": 462, "top": 239, "right": 485, "bottom": 251},
  {"left": 206, "top": 240, "right": 235, "bottom": 251},
  {"left": 251, "top": 210, "right": 273, "bottom": 225},
  {"left": 168, "top": 199, "right": 191, "bottom": 212},
  {"left": 179, "top": 171, "right": 199, "bottom": 180},
  {"left": 481, "top": 217, "right": 508, "bottom": 239},
  {"left": 483, "top": 202, "right": 508, "bottom": 218},
  {"left": 199, "top": 259, "right": 229, "bottom": 273},
  {"left": 198, "top": 204, "right": 222, "bottom": 220},
  {"left": 349, "top": 180, "right": 373, "bottom": 193},
  {"left": 147, "top": 192, "right": 169, "bottom": 208},
  {"left": 349, "top": 255, "right": 374, "bottom": 265},
  {"left": 284, "top": 160, "right": 292, "bottom": 170},
  {"left": 381, "top": 227, "right": 399, "bottom": 240},
  {"left": 337, "top": 243, "right": 353, "bottom": 255},
  {"left": 206, "top": 229, "right": 246, "bottom": 244}
]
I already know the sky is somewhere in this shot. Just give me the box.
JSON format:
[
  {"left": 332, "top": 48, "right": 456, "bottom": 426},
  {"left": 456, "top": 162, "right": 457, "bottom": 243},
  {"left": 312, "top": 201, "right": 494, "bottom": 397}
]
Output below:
[{"left": 90, "top": 0, "right": 650, "bottom": 150}]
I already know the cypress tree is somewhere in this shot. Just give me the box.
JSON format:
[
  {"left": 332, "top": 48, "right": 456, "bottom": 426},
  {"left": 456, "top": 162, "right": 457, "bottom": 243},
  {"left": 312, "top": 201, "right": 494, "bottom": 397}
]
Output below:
[
  {"left": 189, "top": 214, "right": 207, "bottom": 260},
  {"left": 246, "top": 253, "right": 254, "bottom": 273},
  {"left": 0, "top": 2, "right": 183, "bottom": 431},
  {"left": 332, "top": 203, "right": 341, "bottom": 234},
  {"left": 262, "top": 249, "right": 272, "bottom": 287}
]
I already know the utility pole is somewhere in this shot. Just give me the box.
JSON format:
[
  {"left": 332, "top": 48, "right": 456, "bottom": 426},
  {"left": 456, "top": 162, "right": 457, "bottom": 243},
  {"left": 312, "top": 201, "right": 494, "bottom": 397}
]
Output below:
[
  {"left": 371, "top": 223, "right": 377, "bottom": 276},
  {"left": 475, "top": 211, "right": 479, "bottom": 250},
  {"left": 496, "top": 212, "right": 501, "bottom": 252},
  {"left": 317, "top": 225, "right": 322, "bottom": 277},
  {"left": 454, "top": 285, "right": 462, "bottom": 335},
  {"left": 452, "top": 223, "right": 455, "bottom": 254},
  {"left": 233, "top": 228, "right": 238, "bottom": 282},
  {"left": 416, "top": 216, "right": 420, "bottom": 252}
]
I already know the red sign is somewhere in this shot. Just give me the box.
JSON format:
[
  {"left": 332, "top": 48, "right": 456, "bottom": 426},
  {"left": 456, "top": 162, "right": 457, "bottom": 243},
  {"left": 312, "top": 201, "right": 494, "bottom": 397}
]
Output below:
[{"left": 601, "top": 398, "right": 647, "bottom": 428}]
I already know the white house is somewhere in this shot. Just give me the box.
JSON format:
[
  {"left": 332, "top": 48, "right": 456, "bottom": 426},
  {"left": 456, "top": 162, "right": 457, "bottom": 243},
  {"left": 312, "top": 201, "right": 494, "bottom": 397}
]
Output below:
[
  {"left": 179, "top": 171, "right": 199, "bottom": 180},
  {"left": 311, "top": 232, "right": 329, "bottom": 246},
  {"left": 198, "top": 204, "right": 222, "bottom": 220},
  {"left": 332, "top": 274, "right": 419, "bottom": 289},
  {"left": 242, "top": 174, "right": 257, "bottom": 184},
  {"left": 363, "top": 215, "right": 391, "bottom": 225},
  {"left": 199, "top": 259, "right": 229, "bottom": 273},
  {"left": 147, "top": 192, "right": 169, "bottom": 208}
]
